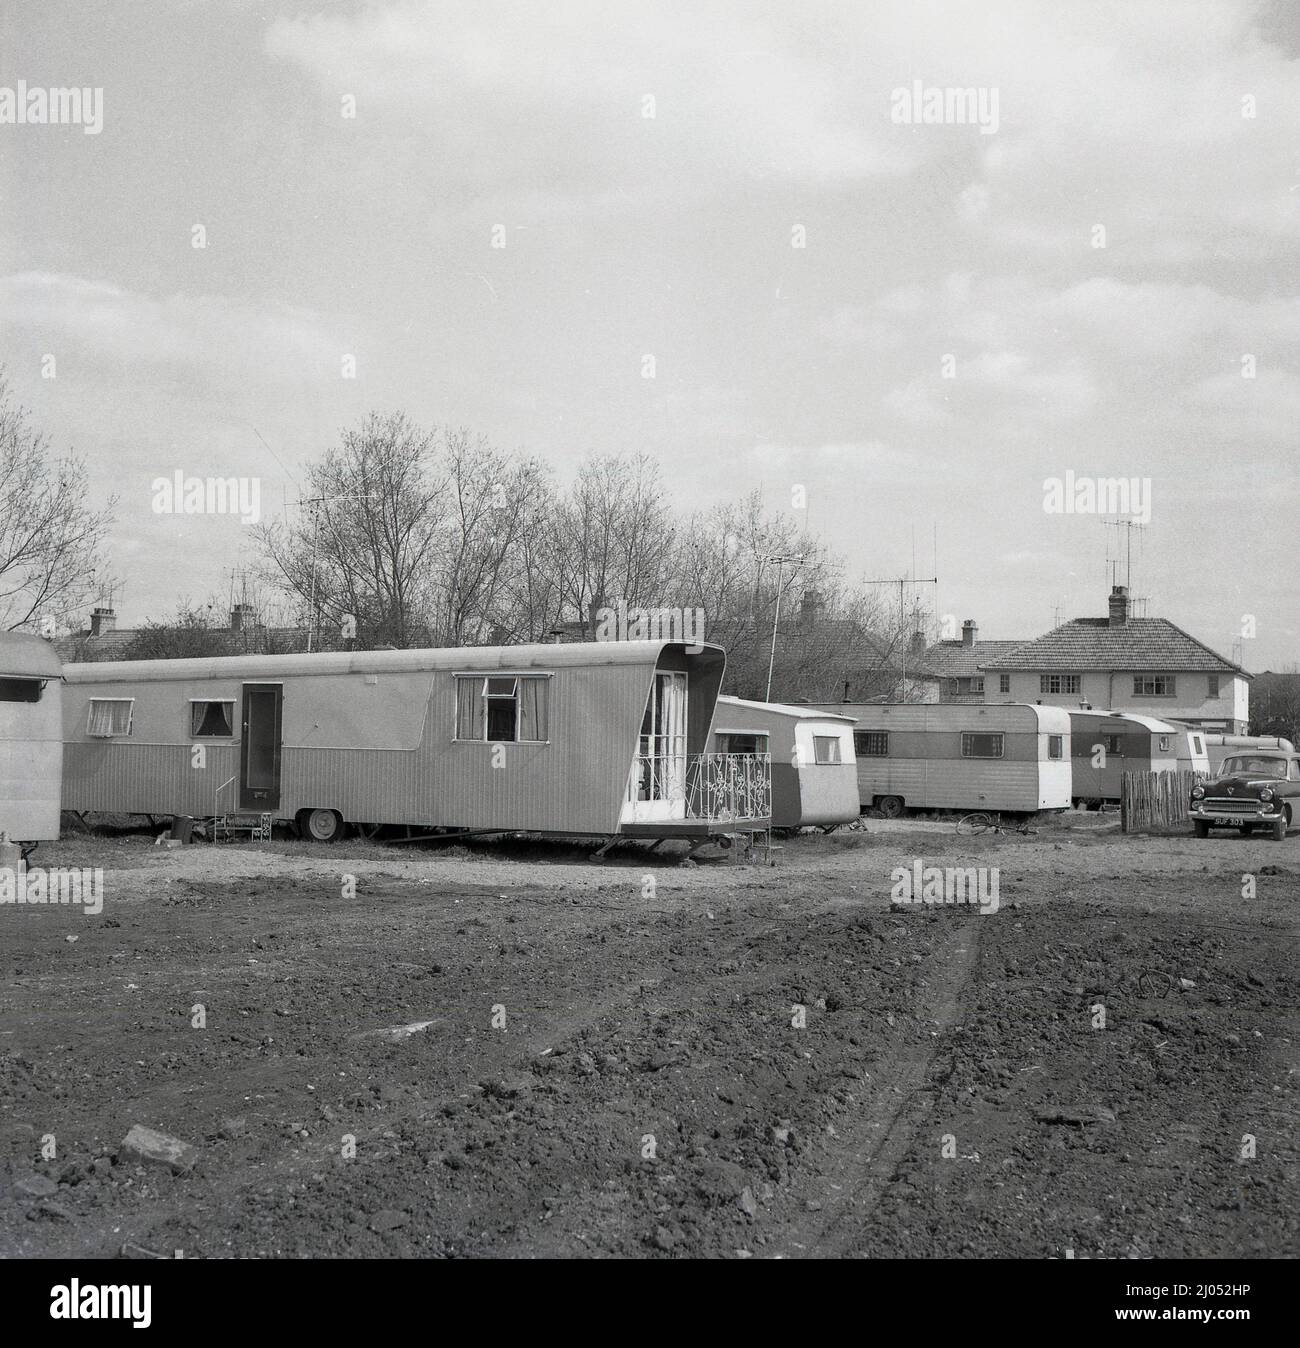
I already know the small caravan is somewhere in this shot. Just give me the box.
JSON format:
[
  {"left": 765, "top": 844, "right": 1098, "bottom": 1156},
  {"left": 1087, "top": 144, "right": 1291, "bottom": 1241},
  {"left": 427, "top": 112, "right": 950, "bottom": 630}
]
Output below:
[
  {"left": 0, "top": 633, "right": 63, "bottom": 847},
  {"left": 1068, "top": 711, "right": 1181, "bottom": 807},
  {"left": 806, "top": 702, "right": 1072, "bottom": 817},
  {"left": 60, "top": 640, "right": 771, "bottom": 842},
  {"left": 709, "top": 697, "right": 858, "bottom": 829}
]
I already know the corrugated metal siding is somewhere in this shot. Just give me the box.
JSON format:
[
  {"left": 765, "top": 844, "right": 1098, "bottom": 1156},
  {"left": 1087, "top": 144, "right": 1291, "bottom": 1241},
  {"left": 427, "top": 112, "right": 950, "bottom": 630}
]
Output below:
[
  {"left": 64, "top": 743, "right": 241, "bottom": 816},
  {"left": 855, "top": 759, "right": 1046, "bottom": 811}
]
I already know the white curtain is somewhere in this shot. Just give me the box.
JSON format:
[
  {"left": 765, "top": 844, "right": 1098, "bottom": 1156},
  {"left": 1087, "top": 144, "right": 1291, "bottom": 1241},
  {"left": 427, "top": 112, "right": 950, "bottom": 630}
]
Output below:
[
  {"left": 517, "top": 677, "right": 547, "bottom": 742},
  {"left": 88, "top": 700, "right": 130, "bottom": 736},
  {"left": 456, "top": 678, "right": 484, "bottom": 740}
]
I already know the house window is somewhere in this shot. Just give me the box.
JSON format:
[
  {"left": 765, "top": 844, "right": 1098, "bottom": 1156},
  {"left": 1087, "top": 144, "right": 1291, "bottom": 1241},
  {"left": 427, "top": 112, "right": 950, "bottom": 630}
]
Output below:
[
  {"left": 1133, "top": 674, "right": 1176, "bottom": 697},
  {"left": 455, "top": 675, "right": 549, "bottom": 742},
  {"left": 854, "top": 730, "right": 888, "bottom": 757},
  {"left": 1207, "top": 675, "right": 1220, "bottom": 697},
  {"left": 813, "top": 735, "right": 842, "bottom": 764},
  {"left": 961, "top": 732, "right": 1004, "bottom": 759},
  {"left": 1048, "top": 735, "right": 1063, "bottom": 759},
  {"left": 968, "top": 677, "right": 984, "bottom": 694},
  {"left": 0, "top": 678, "right": 43, "bottom": 702},
  {"left": 190, "top": 700, "right": 234, "bottom": 737},
  {"left": 999, "top": 674, "right": 1010, "bottom": 694},
  {"left": 1039, "top": 674, "right": 1080, "bottom": 695},
  {"left": 87, "top": 698, "right": 134, "bottom": 737},
  {"left": 716, "top": 732, "right": 768, "bottom": 755}
]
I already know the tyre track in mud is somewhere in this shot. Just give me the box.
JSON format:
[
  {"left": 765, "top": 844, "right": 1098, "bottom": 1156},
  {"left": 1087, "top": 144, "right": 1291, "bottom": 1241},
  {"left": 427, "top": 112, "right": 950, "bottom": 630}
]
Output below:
[{"left": 774, "top": 914, "right": 985, "bottom": 1258}]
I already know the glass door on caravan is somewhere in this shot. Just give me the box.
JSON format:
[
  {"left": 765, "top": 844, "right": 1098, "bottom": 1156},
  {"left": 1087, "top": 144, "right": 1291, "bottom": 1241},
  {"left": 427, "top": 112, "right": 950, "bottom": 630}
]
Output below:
[
  {"left": 624, "top": 671, "right": 687, "bottom": 822},
  {"left": 239, "top": 683, "right": 283, "bottom": 811}
]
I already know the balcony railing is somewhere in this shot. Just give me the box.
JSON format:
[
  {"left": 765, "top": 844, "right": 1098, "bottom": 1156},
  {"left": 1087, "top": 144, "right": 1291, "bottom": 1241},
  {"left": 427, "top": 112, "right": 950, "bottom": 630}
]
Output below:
[
  {"left": 686, "top": 752, "right": 771, "bottom": 822},
  {"left": 626, "top": 751, "right": 771, "bottom": 824}
]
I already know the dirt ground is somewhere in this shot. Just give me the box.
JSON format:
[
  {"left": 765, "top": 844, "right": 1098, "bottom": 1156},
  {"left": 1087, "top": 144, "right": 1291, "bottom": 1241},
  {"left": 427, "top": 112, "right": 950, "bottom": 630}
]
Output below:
[{"left": 2, "top": 813, "right": 1297, "bottom": 1259}]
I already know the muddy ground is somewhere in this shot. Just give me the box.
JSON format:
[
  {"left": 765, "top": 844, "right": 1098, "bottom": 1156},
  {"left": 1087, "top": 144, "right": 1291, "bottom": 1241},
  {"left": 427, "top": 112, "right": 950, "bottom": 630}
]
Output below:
[{"left": 2, "top": 814, "right": 1297, "bottom": 1258}]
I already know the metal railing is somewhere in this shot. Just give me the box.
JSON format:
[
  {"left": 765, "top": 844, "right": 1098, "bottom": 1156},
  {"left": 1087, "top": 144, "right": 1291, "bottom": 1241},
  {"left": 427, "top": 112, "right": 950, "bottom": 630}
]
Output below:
[{"left": 686, "top": 752, "right": 771, "bottom": 822}]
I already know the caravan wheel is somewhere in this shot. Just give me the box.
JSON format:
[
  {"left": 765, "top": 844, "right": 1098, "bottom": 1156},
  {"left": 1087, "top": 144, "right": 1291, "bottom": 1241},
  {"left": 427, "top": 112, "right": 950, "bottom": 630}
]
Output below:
[
  {"left": 298, "top": 808, "right": 342, "bottom": 843},
  {"left": 877, "top": 796, "right": 905, "bottom": 819}
]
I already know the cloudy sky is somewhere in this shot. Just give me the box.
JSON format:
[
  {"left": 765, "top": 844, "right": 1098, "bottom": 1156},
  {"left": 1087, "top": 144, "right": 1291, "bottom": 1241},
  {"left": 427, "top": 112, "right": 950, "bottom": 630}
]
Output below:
[{"left": 2, "top": 0, "right": 1297, "bottom": 667}]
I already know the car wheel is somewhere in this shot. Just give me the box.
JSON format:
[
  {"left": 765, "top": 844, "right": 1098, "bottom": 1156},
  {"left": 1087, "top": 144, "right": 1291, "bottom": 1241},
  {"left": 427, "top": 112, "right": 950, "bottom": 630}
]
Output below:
[
  {"left": 1272, "top": 807, "right": 1290, "bottom": 842},
  {"left": 298, "top": 808, "right": 342, "bottom": 842},
  {"left": 1193, "top": 820, "right": 1210, "bottom": 838},
  {"left": 877, "top": 795, "right": 905, "bottom": 819}
]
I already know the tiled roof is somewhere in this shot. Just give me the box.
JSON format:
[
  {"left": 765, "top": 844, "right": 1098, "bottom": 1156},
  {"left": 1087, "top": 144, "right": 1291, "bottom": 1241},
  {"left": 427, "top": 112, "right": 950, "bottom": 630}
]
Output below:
[
  {"left": 920, "top": 640, "right": 1025, "bottom": 679},
  {"left": 981, "top": 618, "right": 1246, "bottom": 675}
]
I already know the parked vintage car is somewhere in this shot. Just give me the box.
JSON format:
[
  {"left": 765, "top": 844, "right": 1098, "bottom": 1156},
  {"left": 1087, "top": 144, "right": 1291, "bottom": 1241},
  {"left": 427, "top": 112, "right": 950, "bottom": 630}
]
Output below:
[{"left": 1188, "top": 751, "right": 1300, "bottom": 841}]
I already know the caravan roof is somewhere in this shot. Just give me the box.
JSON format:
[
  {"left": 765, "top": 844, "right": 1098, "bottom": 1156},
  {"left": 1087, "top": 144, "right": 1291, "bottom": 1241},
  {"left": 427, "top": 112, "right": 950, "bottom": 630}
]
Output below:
[
  {"left": 715, "top": 696, "right": 855, "bottom": 724},
  {"left": 62, "top": 639, "right": 720, "bottom": 685},
  {"left": 0, "top": 632, "right": 63, "bottom": 680}
]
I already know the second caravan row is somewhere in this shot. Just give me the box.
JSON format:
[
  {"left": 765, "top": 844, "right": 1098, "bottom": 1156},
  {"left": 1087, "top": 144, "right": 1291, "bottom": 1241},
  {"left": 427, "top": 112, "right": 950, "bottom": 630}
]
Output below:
[{"left": 806, "top": 704, "right": 1208, "bottom": 815}]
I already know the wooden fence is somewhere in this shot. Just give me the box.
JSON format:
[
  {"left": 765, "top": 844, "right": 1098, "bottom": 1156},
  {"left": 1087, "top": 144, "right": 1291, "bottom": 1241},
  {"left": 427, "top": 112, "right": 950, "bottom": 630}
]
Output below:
[{"left": 1120, "top": 770, "right": 1208, "bottom": 833}]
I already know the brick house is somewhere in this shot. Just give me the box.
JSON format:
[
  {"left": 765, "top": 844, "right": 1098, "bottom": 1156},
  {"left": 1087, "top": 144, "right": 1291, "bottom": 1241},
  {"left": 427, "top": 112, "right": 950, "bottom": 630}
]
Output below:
[{"left": 979, "top": 586, "right": 1249, "bottom": 732}]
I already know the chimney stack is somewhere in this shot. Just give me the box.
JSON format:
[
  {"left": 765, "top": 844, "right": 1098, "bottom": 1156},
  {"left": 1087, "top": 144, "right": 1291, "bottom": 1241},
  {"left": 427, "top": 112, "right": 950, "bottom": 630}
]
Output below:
[
  {"left": 89, "top": 606, "right": 115, "bottom": 637},
  {"left": 1108, "top": 585, "right": 1129, "bottom": 627},
  {"left": 961, "top": 619, "right": 977, "bottom": 648},
  {"left": 230, "top": 602, "right": 255, "bottom": 633},
  {"left": 799, "top": 589, "right": 824, "bottom": 629},
  {"left": 910, "top": 630, "right": 926, "bottom": 658}
]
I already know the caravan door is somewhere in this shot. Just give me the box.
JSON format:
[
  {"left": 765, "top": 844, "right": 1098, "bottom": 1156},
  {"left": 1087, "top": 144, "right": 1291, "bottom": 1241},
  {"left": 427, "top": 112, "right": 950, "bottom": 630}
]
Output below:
[
  {"left": 239, "top": 683, "right": 283, "bottom": 810},
  {"left": 623, "top": 672, "right": 688, "bottom": 822}
]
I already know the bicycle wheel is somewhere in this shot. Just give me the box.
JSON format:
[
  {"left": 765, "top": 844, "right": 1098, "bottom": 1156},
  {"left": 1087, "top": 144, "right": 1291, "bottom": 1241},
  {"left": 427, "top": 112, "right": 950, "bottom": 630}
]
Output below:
[{"left": 956, "top": 812, "right": 993, "bottom": 836}]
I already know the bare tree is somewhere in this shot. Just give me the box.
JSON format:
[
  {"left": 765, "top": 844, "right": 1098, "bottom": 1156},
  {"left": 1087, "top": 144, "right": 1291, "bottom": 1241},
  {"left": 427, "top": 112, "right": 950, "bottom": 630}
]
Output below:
[
  {"left": 254, "top": 412, "right": 448, "bottom": 648},
  {"left": 432, "top": 433, "right": 554, "bottom": 645},
  {"left": 0, "top": 372, "right": 116, "bottom": 631},
  {"left": 553, "top": 454, "right": 677, "bottom": 634}
]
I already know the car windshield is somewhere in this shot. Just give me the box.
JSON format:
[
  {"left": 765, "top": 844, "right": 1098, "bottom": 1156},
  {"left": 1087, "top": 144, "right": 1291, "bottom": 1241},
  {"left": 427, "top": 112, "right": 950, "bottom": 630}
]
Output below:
[{"left": 1219, "top": 756, "right": 1288, "bottom": 778}]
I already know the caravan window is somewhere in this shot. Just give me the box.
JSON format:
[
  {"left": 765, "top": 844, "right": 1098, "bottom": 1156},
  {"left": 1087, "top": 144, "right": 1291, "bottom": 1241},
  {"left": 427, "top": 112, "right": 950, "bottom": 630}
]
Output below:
[
  {"left": 455, "top": 675, "right": 549, "bottom": 743},
  {"left": 190, "top": 700, "right": 235, "bottom": 737},
  {"left": 87, "top": 698, "right": 134, "bottom": 737},
  {"left": 1158, "top": 735, "right": 1171, "bottom": 753},
  {"left": 854, "top": 731, "right": 888, "bottom": 757},
  {"left": 1048, "top": 735, "right": 1063, "bottom": 759},
  {"left": 961, "top": 732, "right": 1004, "bottom": 759},
  {"left": 0, "top": 678, "right": 43, "bottom": 702},
  {"left": 813, "top": 735, "right": 842, "bottom": 764},
  {"left": 716, "top": 732, "right": 768, "bottom": 755}
]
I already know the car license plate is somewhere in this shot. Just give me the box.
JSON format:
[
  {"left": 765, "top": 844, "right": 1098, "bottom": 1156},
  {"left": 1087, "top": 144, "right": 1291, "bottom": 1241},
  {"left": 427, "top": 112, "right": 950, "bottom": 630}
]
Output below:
[{"left": 1213, "top": 816, "right": 1240, "bottom": 826}]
